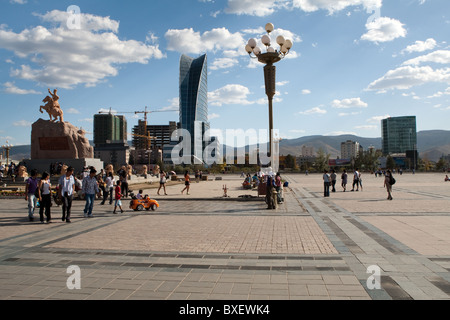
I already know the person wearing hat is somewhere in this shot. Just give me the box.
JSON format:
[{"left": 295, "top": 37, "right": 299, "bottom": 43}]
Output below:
[{"left": 82, "top": 168, "right": 101, "bottom": 218}]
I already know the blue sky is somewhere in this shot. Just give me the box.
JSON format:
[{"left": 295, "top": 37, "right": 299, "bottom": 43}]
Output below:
[{"left": 1, "top": 0, "right": 449, "bottom": 147}]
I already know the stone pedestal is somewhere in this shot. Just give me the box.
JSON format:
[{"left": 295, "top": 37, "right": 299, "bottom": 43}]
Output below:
[
  {"left": 31, "top": 119, "right": 93, "bottom": 160},
  {"left": 26, "top": 119, "right": 103, "bottom": 175}
]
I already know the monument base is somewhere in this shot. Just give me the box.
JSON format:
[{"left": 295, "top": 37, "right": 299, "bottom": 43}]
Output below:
[{"left": 24, "top": 158, "right": 104, "bottom": 176}]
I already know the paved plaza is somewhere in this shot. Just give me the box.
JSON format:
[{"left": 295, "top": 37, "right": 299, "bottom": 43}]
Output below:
[{"left": 0, "top": 172, "right": 450, "bottom": 300}]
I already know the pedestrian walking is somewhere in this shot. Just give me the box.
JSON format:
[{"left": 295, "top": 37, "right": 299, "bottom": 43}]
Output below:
[
  {"left": 341, "top": 170, "right": 348, "bottom": 192},
  {"left": 101, "top": 172, "right": 114, "bottom": 205},
  {"left": 323, "top": 170, "right": 330, "bottom": 197},
  {"left": 330, "top": 169, "right": 337, "bottom": 193},
  {"left": 351, "top": 168, "right": 360, "bottom": 192},
  {"left": 82, "top": 168, "right": 101, "bottom": 218},
  {"left": 384, "top": 170, "right": 394, "bottom": 200},
  {"left": 113, "top": 180, "right": 124, "bottom": 214},
  {"left": 119, "top": 169, "right": 129, "bottom": 199},
  {"left": 157, "top": 171, "right": 168, "bottom": 195},
  {"left": 37, "top": 172, "right": 52, "bottom": 224},
  {"left": 181, "top": 171, "right": 190, "bottom": 195},
  {"left": 359, "top": 171, "right": 363, "bottom": 191},
  {"left": 25, "top": 169, "right": 39, "bottom": 222},
  {"left": 58, "top": 166, "right": 76, "bottom": 223},
  {"left": 275, "top": 172, "right": 283, "bottom": 204}
]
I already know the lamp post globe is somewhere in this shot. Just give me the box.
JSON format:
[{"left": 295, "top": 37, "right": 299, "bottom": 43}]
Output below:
[{"left": 244, "top": 23, "right": 293, "bottom": 164}]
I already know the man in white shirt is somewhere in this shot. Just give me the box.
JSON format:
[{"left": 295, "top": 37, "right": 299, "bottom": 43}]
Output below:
[{"left": 58, "top": 166, "right": 76, "bottom": 223}]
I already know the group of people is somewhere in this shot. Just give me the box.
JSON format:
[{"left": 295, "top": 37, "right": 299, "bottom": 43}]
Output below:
[
  {"left": 322, "top": 168, "right": 395, "bottom": 200},
  {"left": 25, "top": 166, "right": 130, "bottom": 224}
]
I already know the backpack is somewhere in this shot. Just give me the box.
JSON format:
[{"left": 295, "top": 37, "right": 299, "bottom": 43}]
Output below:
[{"left": 390, "top": 176, "right": 396, "bottom": 185}]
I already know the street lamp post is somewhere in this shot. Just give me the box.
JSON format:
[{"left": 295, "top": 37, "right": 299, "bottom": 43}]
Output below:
[
  {"left": 245, "top": 23, "right": 293, "bottom": 162},
  {"left": 1, "top": 141, "right": 13, "bottom": 165}
]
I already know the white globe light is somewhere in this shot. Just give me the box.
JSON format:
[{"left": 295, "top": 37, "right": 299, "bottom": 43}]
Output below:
[
  {"left": 280, "top": 45, "right": 288, "bottom": 54},
  {"left": 261, "top": 35, "right": 271, "bottom": 46},
  {"left": 284, "top": 39, "right": 293, "bottom": 50},
  {"left": 276, "top": 35, "right": 285, "bottom": 46},
  {"left": 267, "top": 46, "right": 275, "bottom": 53},
  {"left": 253, "top": 46, "right": 262, "bottom": 55},
  {"left": 265, "top": 23, "right": 274, "bottom": 34},
  {"left": 248, "top": 38, "right": 257, "bottom": 49},
  {"left": 245, "top": 44, "right": 253, "bottom": 54}
]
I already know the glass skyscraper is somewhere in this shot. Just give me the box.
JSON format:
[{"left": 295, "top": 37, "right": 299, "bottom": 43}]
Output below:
[
  {"left": 382, "top": 116, "right": 417, "bottom": 155},
  {"left": 179, "top": 54, "right": 210, "bottom": 162}
]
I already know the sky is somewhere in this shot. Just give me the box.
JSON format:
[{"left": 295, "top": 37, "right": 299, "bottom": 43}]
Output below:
[{"left": 0, "top": 0, "right": 449, "bottom": 147}]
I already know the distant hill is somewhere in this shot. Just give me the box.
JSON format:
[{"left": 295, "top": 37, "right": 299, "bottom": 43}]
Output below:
[{"left": 6, "top": 130, "right": 450, "bottom": 163}]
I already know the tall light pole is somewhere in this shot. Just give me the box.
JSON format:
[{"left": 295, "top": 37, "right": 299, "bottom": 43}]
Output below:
[
  {"left": 1, "top": 141, "right": 13, "bottom": 165},
  {"left": 245, "top": 23, "right": 293, "bottom": 162}
]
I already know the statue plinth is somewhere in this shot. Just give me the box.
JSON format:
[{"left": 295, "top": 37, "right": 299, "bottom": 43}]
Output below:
[{"left": 31, "top": 119, "right": 93, "bottom": 160}]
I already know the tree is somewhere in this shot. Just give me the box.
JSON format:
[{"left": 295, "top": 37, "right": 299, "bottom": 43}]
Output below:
[
  {"left": 284, "top": 154, "right": 297, "bottom": 169},
  {"left": 314, "top": 149, "right": 330, "bottom": 172},
  {"left": 386, "top": 156, "right": 396, "bottom": 170}
]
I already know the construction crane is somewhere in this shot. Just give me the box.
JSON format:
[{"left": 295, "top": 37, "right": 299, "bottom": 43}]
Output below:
[
  {"left": 98, "top": 106, "right": 174, "bottom": 126},
  {"left": 131, "top": 132, "right": 157, "bottom": 151}
]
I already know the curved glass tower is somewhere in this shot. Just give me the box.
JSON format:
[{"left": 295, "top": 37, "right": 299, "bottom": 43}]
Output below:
[{"left": 179, "top": 54, "right": 210, "bottom": 163}]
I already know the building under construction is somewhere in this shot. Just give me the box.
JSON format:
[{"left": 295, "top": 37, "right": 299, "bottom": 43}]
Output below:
[{"left": 131, "top": 120, "right": 179, "bottom": 165}]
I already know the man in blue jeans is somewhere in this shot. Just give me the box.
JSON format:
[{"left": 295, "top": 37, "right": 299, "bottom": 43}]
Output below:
[
  {"left": 25, "top": 169, "right": 39, "bottom": 221},
  {"left": 82, "top": 168, "right": 101, "bottom": 218}
]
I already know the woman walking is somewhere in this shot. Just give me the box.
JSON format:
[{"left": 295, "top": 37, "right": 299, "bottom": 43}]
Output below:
[
  {"left": 341, "top": 170, "right": 348, "bottom": 192},
  {"left": 384, "top": 169, "right": 394, "bottom": 200},
  {"left": 157, "top": 171, "right": 168, "bottom": 196},
  {"left": 181, "top": 171, "right": 190, "bottom": 195},
  {"left": 38, "top": 172, "right": 52, "bottom": 224}
]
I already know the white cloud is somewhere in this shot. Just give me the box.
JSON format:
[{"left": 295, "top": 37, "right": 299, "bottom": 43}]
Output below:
[
  {"left": 292, "top": 0, "right": 382, "bottom": 14},
  {"left": 355, "top": 125, "right": 378, "bottom": 130},
  {"left": 210, "top": 57, "right": 239, "bottom": 70},
  {"left": 160, "top": 98, "right": 179, "bottom": 112},
  {"left": 10, "top": 0, "right": 27, "bottom": 4},
  {"left": 361, "top": 17, "right": 407, "bottom": 43},
  {"left": 331, "top": 97, "right": 368, "bottom": 109},
  {"left": 165, "top": 27, "right": 244, "bottom": 54},
  {"left": 301, "top": 89, "right": 311, "bottom": 95},
  {"left": 208, "top": 113, "right": 220, "bottom": 120},
  {"left": 367, "top": 115, "right": 390, "bottom": 123},
  {"left": 427, "top": 87, "right": 450, "bottom": 98},
  {"left": 208, "top": 84, "right": 254, "bottom": 106},
  {"left": 401, "top": 38, "right": 437, "bottom": 54},
  {"left": 66, "top": 108, "right": 80, "bottom": 114},
  {"left": 225, "top": 0, "right": 282, "bottom": 16},
  {"left": 338, "top": 111, "right": 362, "bottom": 117},
  {"left": 367, "top": 66, "right": 450, "bottom": 91},
  {"left": 402, "top": 50, "right": 450, "bottom": 66},
  {"left": 298, "top": 106, "right": 327, "bottom": 115},
  {"left": 0, "top": 11, "right": 165, "bottom": 89},
  {"left": 3, "top": 82, "right": 41, "bottom": 95},
  {"left": 13, "top": 120, "right": 32, "bottom": 127}
]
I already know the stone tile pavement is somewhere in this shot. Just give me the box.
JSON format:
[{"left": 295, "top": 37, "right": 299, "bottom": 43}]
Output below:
[{"left": 0, "top": 173, "right": 449, "bottom": 300}]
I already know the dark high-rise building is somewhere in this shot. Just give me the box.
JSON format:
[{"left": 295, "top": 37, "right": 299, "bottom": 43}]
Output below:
[
  {"left": 94, "top": 113, "right": 127, "bottom": 145},
  {"left": 382, "top": 116, "right": 417, "bottom": 155},
  {"left": 179, "top": 54, "right": 210, "bottom": 163},
  {"left": 93, "top": 113, "right": 129, "bottom": 169}
]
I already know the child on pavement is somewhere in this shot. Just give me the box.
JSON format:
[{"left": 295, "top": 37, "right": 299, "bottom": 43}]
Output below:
[{"left": 113, "top": 180, "right": 124, "bottom": 214}]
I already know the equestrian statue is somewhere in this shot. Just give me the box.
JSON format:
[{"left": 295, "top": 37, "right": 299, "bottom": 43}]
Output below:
[{"left": 40, "top": 88, "right": 64, "bottom": 123}]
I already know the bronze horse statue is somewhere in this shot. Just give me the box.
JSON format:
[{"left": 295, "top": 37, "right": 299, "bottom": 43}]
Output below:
[{"left": 40, "top": 96, "right": 64, "bottom": 123}]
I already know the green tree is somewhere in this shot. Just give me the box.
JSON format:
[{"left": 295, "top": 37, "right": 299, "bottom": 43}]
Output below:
[
  {"left": 386, "top": 156, "right": 396, "bottom": 170},
  {"left": 314, "top": 149, "right": 330, "bottom": 172},
  {"left": 284, "top": 154, "right": 297, "bottom": 169}
]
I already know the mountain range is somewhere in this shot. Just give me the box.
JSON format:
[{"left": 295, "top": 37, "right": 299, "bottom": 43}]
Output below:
[{"left": 4, "top": 130, "right": 450, "bottom": 163}]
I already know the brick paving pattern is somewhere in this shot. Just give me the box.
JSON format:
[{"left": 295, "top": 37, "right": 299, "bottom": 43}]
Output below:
[{"left": 1, "top": 172, "right": 449, "bottom": 300}]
